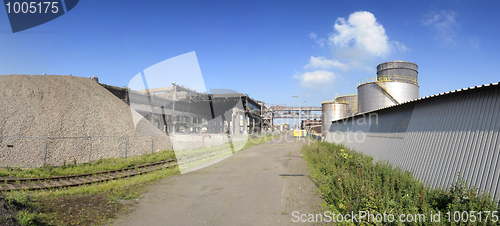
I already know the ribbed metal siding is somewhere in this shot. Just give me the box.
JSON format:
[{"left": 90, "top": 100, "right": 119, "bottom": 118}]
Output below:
[{"left": 326, "top": 86, "right": 500, "bottom": 198}]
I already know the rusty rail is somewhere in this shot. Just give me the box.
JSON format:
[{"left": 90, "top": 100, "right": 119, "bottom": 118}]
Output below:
[
  {"left": 0, "top": 159, "right": 177, "bottom": 191},
  {"left": 0, "top": 146, "right": 233, "bottom": 191}
]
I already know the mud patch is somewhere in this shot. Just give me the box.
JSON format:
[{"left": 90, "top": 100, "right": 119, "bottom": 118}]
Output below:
[{"left": 37, "top": 194, "right": 128, "bottom": 226}]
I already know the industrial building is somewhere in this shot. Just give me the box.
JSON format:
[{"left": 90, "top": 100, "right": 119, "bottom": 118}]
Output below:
[
  {"left": 100, "top": 82, "right": 264, "bottom": 135},
  {"left": 303, "top": 119, "right": 321, "bottom": 134},
  {"left": 272, "top": 123, "right": 290, "bottom": 132}
]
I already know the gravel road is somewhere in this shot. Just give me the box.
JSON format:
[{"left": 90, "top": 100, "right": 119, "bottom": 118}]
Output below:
[{"left": 110, "top": 135, "right": 322, "bottom": 226}]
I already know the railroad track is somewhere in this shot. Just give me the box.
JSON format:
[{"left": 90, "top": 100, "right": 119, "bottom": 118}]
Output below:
[
  {"left": 0, "top": 147, "right": 233, "bottom": 191},
  {"left": 0, "top": 159, "right": 177, "bottom": 191},
  {"left": 0, "top": 146, "right": 232, "bottom": 191}
]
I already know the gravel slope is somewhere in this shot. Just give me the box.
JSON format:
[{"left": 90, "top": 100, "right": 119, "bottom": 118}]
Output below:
[{"left": 0, "top": 75, "right": 170, "bottom": 166}]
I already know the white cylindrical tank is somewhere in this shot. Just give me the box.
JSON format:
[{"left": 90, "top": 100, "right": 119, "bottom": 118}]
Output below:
[
  {"left": 357, "top": 61, "right": 419, "bottom": 113},
  {"left": 321, "top": 101, "right": 349, "bottom": 135},
  {"left": 357, "top": 82, "right": 419, "bottom": 113},
  {"left": 377, "top": 61, "right": 418, "bottom": 80},
  {"left": 335, "top": 94, "right": 358, "bottom": 116}
]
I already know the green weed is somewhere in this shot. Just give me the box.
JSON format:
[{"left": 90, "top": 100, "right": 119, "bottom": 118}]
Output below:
[
  {"left": 302, "top": 141, "right": 500, "bottom": 225},
  {"left": 0, "top": 150, "right": 176, "bottom": 178},
  {"left": 6, "top": 190, "right": 30, "bottom": 206},
  {"left": 17, "top": 210, "right": 37, "bottom": 226}
]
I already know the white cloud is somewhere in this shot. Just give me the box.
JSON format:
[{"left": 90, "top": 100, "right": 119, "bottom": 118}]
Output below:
[
  {"left": 308, "top": 31, "right": 325, "bottom": 47},
  {"left": 422, "top": 10, "right": 460, "bottom": 45},
  {"left": 296, "top": 11, "right": 407, "bottom": 89},
  {"left": 392, "top": 41, "right": 411, "bottom": 52},
  {"left": 345, "top": 60, "right": 374, "bottom": 73},
  {"left": 469, "top": 38, "right": 480, "bottom": 49},
  {"left": 304, "top": 56, "right": 348, "bottom": 71},
  {"left": 294, "top": 70, "right": 337, "bottom": 88},
  {"left": 329, "top": 11, "right": 391, "bottom": 57},
  {"left": 308, "top": 31, "right": 317, "bottom": 39}
]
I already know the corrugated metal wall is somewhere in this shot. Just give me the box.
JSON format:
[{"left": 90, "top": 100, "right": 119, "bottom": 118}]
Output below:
[{"left": 325, "top": 83, "right": 500, "bottom": 198}]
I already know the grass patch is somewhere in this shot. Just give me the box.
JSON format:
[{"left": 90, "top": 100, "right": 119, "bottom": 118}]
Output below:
[
  {"left": 241, "top": 134, "right": 277, "bottom": 150},
  {"left": 3, "top": 165, "right": 180, "bottom": 226},
  {"left": 0, "top": 190, "right": 45, "bottom": 226},
  {"left": 17, "top": 210, "right": 37, "bottom": 226},
  {"left": 0, "top": 150, "right": 176, "bottom": 178},
  {"left": 34, "top": 165, "right": 179, "bottom": 198},
  {"left": 302, "top": 141, "right": 500, "bottom": 225}
]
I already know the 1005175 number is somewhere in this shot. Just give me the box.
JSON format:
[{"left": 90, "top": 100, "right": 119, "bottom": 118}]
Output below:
[
  {"left": 5, "top": 1, "right": 58, "bottom": 14},
  {"left": 446, "top": 211, "right": 499, "bottom": 223}
]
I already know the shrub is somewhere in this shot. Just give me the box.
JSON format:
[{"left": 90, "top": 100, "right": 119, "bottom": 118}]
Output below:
[{"left": 17, "top": 210, "right": 37, "bottom": 226}]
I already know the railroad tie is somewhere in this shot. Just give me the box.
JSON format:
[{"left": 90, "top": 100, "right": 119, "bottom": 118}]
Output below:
[
  {"left": 51, "top": 181, "right": 63, "bottom": 187},
  {"left": 29, "top": 183, "right": 41, "bottom": 189},
  {"left": 60, "top": 180, "right": 73, "bottom": 186},
  {"left": 69, "top": 178, "right": 83, "bottom": 184},
  {"left": 95, "top": 175, "right": 108, "bottom": 181},
  {"left": 6, "top": 184, "right": 16, "bottom": 190}
]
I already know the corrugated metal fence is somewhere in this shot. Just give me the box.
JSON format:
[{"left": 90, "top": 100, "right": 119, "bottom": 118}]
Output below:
[{"left": 325, "top": 83, "right": 500, "bottom": 198}]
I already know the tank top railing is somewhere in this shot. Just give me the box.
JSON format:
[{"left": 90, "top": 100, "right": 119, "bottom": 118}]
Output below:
[
  {"left": 334, "top": 93, "right": 357, "bottom": 99},
  {"left": 321, "top": 98, "right": 349, "bottom": 104},
  {"left": 357, "top": 75, "right": 419, "bottom": 87}
]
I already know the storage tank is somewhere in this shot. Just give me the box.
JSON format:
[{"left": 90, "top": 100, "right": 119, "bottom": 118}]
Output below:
[
  {"left": 357, "top": 61, "right": 419, "bottom": 113},
  {"left": 377, "top": 61, "right": 418, "bottom": 80},
  {"left": 321, "top": 100, "right": 349, "bottom": 135},
  {"left": 335, "top": 94, "right": 358, "bottom": 116}
]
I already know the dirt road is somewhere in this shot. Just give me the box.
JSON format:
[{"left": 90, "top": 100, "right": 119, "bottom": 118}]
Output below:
[{"left": 110, "top": 135, "right": 322, "bottom": 226}]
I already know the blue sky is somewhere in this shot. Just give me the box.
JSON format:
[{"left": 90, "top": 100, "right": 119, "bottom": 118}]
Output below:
[{"left": 0, "top": 0, "right": 499, "bottom": 107}]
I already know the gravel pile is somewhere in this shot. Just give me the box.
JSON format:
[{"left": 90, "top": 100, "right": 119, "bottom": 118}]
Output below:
[{"left": 0, "top": 75, "right": 171, "bottom": 167}]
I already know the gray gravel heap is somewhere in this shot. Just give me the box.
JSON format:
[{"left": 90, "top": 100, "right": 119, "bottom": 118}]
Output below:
[{"left": 0, "top": 75, "right": 171, "bottom": 167}]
